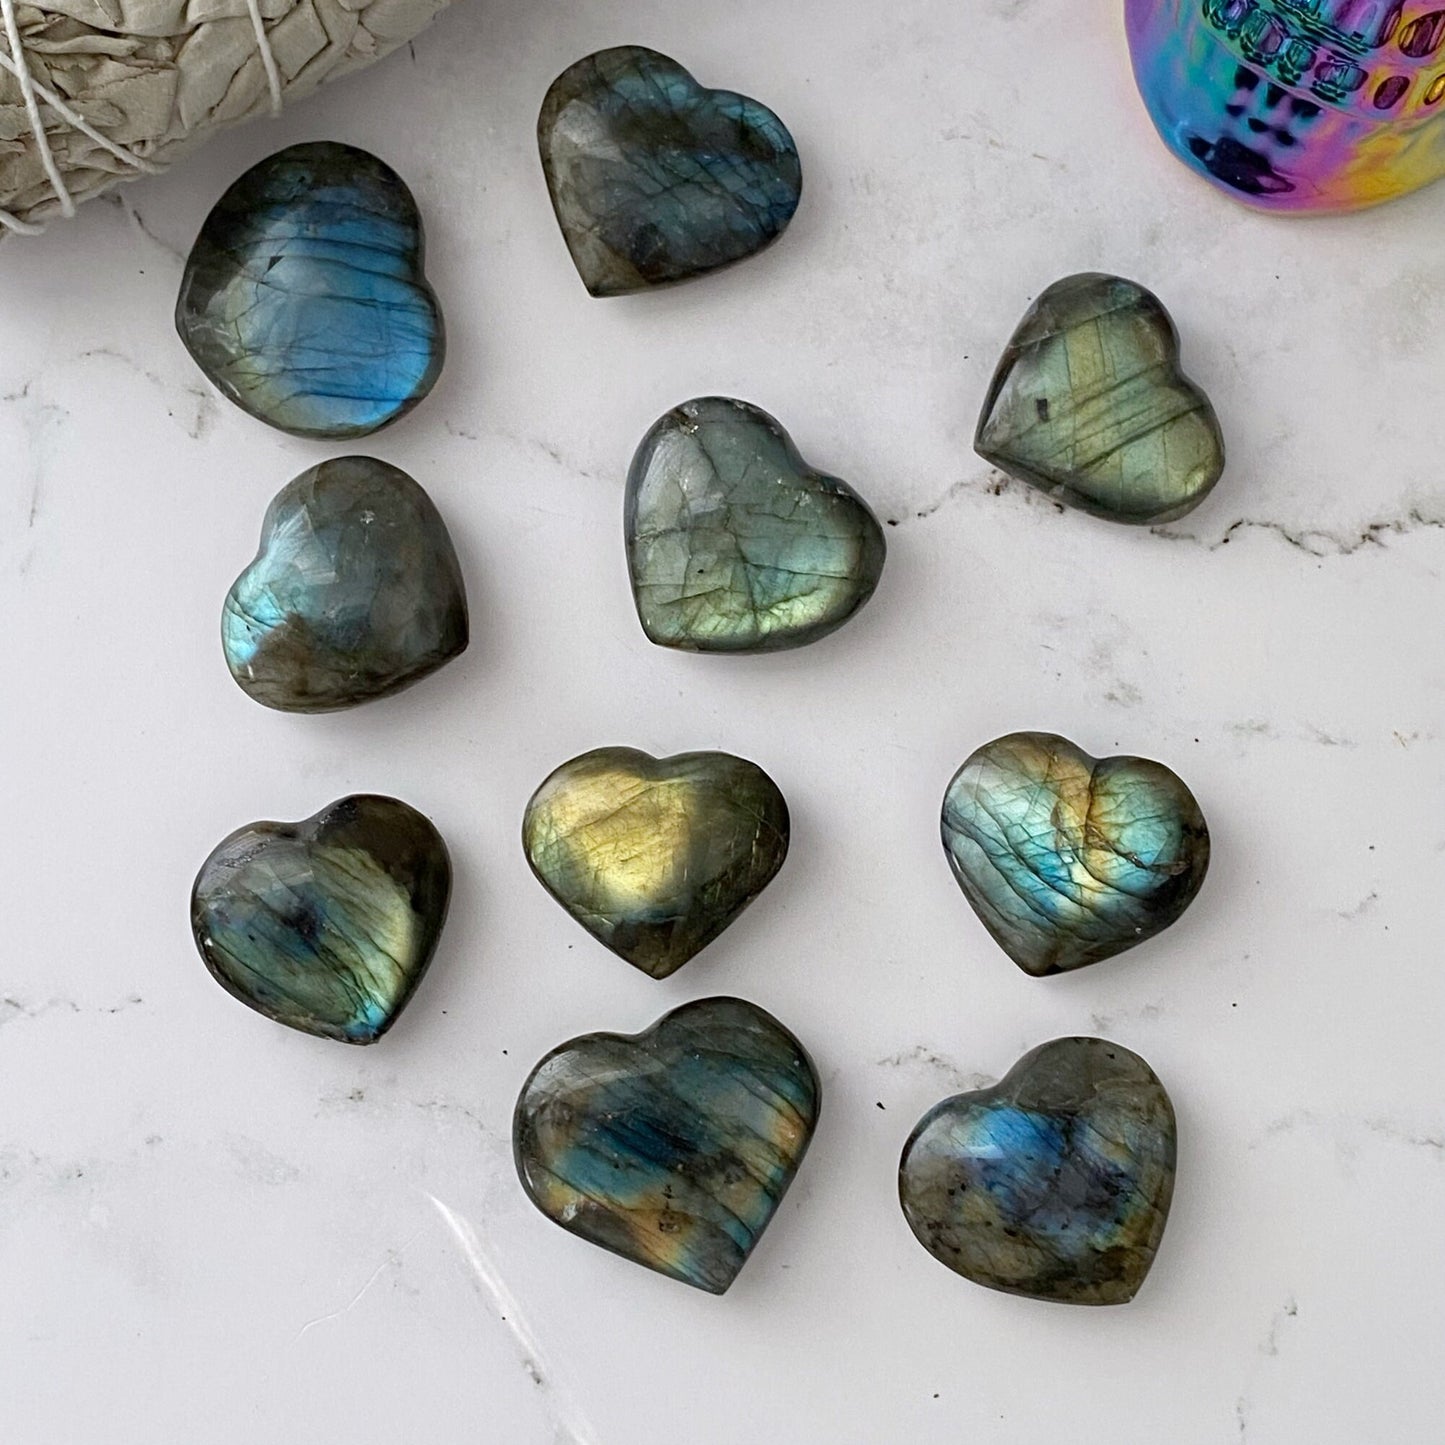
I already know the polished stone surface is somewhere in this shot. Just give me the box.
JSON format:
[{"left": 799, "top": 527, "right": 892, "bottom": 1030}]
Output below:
[
  {"left": 942, "top": 731, "right": 1210, "bottom": 976},
  {"left": 626, "top": 397, "right": 886, "bottom": 652},
  {"left": 191, "top": 795, "right": 451, "bottom": 1044},
  {"left": 11, "top": 4, "right": 1444, "bottom": 1433},
  {"left": 176, "top": 142, "right": 444, "bottom": 439},
  {"left": 976, "top": 274, "right": 1225, "bottom": 525},
  {"left": 522, "top": 747, "right": 788, "bottom": 978},
  {"left": 223, "top": 456, "right": 468, "bottom": 714},
  {"left": 514, "top": 997, "right": 820, "bottom": 1294},
  {"left": 899, "top": 1037, "right": 1177, "bottom": 1305},
  {"left": 538, "top": 46, "right": 802, "bottom": 296}
]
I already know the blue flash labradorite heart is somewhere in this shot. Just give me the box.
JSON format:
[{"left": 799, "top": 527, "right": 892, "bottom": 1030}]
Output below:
[
  {"left": 626, "top": 398, "right": 886, "bottom": 653},
  {"left": 522, "top": 747, "right": 789, "bottom": 978},
  {"left": 538, "top": 46, "right": 802, "bottom": 296},
  {"left": 514, "top": 996, "right": 820, "bottom": 1294},
  {"left": 941, "top": 732, "right": 1210, "bottom": 976},
  {"left": 191, "top": 795, "right": 451, "bottom": 1044},
  {"left": 899, "top": 1037, "right": 1177, "bottom": 1305},
  {"left": 223, "top": 456, "right": 468, "bottom": 714},
  {"left": 975, "top": 274, "right": 1225, "bottom": 524},
  {"left": 176, "top": 142, "right": 444, "bottom": 439}
]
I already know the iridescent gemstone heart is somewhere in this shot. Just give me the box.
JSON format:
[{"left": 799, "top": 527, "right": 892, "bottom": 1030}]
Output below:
[
  {"left": 941, "top": 732, "right": 1210, "bottom": 976},
  {"left": 222, "top": 456, "right": 468, "bottom": 714},
  {"left": 976, "top": 274, "right": 1225, "bottom": 525},
  {"left": 538, "top": 46, "right": 802, "bottom": 296},
  {"left": 191, "top": 795, "right": 451, "bottom": 1044},
  {"left": 899, "top": 1037, "right": 1177, "bottom": 1305},
  {"left": 176, "top": 142, "right": 444, "bottom": 439},
  {"left": 1126, "top": 0, "right": 1445, "bottom": 213},
  {"left": 514, "top": 997, "right": 820, "bottom": 1294},
  {"left": 522, "top": 747, "right": 789, "bottom": 978},
  {"left": 626, "top": 397, "right": 886, "bottom": 653}
]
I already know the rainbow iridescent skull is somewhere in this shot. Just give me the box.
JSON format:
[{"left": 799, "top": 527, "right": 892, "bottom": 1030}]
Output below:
[{"left": 1126, "top": 0, "right": 1445, "bottom": 211}]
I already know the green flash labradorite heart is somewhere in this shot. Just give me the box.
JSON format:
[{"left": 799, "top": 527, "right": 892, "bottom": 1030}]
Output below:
[
  {"left": 899, "top": 1037, "right": 1177, "bottom": 1305},
  {"left": 522, "top": 748, "right": 789, "bottom": 978},
  {"left": 626, "top": 398, "right": 886, "bottom": 653},
  {"left": 975, "top": 274, "right": 1225, "bottom": 525},
  {"left": 539, "top": 47, "right": 802, "bottom": 296},
  {"left": 941, "top": 732, "right": 1210, "bottom": 976},
  {"left": 223, "top": 456, "right": 468, "bottom": 714},
  {"left": 514, "top": 996, "right": 821, "bottom": 1294},
  {"left": 191, "top": 795, "right": 451, "bottom": 1044}
]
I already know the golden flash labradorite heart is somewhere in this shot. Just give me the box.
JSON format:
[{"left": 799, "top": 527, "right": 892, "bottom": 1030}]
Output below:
[{"left": 522, "top": 748, "right": 789, "bottom": 979}]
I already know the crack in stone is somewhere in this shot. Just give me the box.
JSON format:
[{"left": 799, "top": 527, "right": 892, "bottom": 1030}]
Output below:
[
  {"left": 875, "top": 1046, "right": 992, "bottom": 1092},
  {"left": 1236, "top": 1297, "right": 1300, "bottom": 1442},
  {"left": 0, "top": 995, "right": 144, "bottom": 1027},
  {"left": 1154, "top": 507, "right": 1445, "bottom": 557}
]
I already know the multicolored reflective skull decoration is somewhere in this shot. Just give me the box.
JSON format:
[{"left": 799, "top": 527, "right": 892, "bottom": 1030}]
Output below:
[{"left": 1126, "top": 0, "right": 1445, "bottom": 211}]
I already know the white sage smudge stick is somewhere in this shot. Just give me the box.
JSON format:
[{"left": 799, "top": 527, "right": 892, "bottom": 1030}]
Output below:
[{"left": 0, "top": 0, "right": 453, "bottom": 235}]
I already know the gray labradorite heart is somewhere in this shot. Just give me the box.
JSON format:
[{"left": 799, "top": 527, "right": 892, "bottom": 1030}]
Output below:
[
  {"left": 941, "top": 732, "right": 1210, "bottom": 976},
  {"left": 514, "top": 996, "right": 820, "bottom": 1294},
  {"left": 176, "top": 141, "right": 444, "bottom": 439},
  {"left": 223, "top": 456, "right": 468, "bottom": 714},
  {"left": 899, "top": 1037, "right": 1177, "bottom": 1305},
  {"left": 626, "top": 398, "right": 886, "bottom": 653},
  {"left": 522, "top": 747, "right": 789, "bottom": 978},
  {"left": 538, "top": 46, "right": 802, "bottom": 296},
  {"left": 191, "top": 795, "right": 451, "bottom": 1044},
  {"left": 975, "top": 274, "right": 1225, "bottom": 524}
]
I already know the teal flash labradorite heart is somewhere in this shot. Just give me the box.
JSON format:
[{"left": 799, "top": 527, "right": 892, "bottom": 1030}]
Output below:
[
  {"left": 176, "top": 142, "right": 444, "bottom": 439},
  {"left": 191, "top": 795, "right": 451, "bottom": 1044},
  {"left": 223, "top": 457, "right": 468, "bottom": 714},
  {"left": 899, "top": 1037, "right": 1177, "bottom": 1305},
  {"left": 522, "top": 748, "right": 789, "bottom": 979},
  {"left": 975, "top": 274, "right": 1225, "bottom": 525},
  {"left": 538, "top": 46, "right": 802, "bottom": 296},
  {"left": 514, "top": 996, "right": 820, "bottom": 1294},
  {"left": 626, "top": 398, "right": 886, "bottom": 653},
  {"left": 941, "top": 732, "right": 1209, "bottom": 977}
]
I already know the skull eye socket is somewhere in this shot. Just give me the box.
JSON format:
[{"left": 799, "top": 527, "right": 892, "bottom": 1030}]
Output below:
[
  {"left": 1374, "top": 73, "right": 1411, "bottom": 106},
  {"left": 1399, "top": 10, "right": 1445, "bottom": 58}
]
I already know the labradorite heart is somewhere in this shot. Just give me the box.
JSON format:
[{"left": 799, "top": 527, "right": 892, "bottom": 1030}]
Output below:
[
  {"left": 538, "top": 46, "right": 802, "bottom": 296},
  {"left": 514, "top": 996, "right": 820, "bottom": 1294},
  {"left": 975, "top": 274, "right": 1225, "bottom": 524},
  {"left": 899, "top": 1037, "right": 1177, "bottom": 1305},
  {"left": 941, "top": 732, "right": 1209, "bottom": 976},
  {"left": 191, "top": 795, "right": 451, "bottom": 1044},
  {"left": 523, "top": 747, "right": 788, "bottom": 978},
  {"left": 223, "top": 456, "right": 468, "bottom": 714},
  {"left": 626, "top": 397, "right": 886, "bottom": 653},
  {"left": 176, "top": 142, "right": 444, "bottom": 439}
]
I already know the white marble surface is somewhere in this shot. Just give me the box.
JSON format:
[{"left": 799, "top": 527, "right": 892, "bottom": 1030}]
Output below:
[{"left": 3, "top": 1, "right": 1443, "bottom": 1440}]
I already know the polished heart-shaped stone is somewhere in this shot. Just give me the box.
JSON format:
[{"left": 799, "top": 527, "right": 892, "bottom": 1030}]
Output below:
[
  {"left": 514, "top": 997, "right": 820, "bottom": 1294},
  {"left": 223, "top": 456, "right": 468, "bottom": 714},
  {"left": 538, "top": 46, "right": 802, "bottom": 296},
  {"left": 523, "top": 747, "right": 789, "bottom": 978},
  {"left": 191, "top": 795, "right": 451, "bottom": 1044},
  {"left": 626, "top": 397, "right": 886, "bottom": 653},
  {"left": 176, "top": 142, "right": 444, "bottom": 439},
  {"left": 975, "top": 274, "right": 1225, "bottom": 524},
  {"left": 899, "top": 1037, "right": 1177, "bottom": 1305},
  {"left": 941, "top": 732, "right": 1209, "bottom": 976}
]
